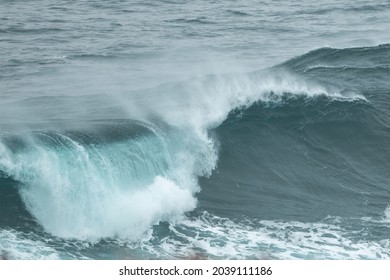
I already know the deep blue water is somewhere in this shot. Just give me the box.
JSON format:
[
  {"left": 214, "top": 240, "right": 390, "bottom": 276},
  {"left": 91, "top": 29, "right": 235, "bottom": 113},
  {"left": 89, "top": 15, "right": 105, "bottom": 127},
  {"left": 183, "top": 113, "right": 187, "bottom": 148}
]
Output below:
[{"left": 1, "top": 0, "right": 390, "bottom": 259}]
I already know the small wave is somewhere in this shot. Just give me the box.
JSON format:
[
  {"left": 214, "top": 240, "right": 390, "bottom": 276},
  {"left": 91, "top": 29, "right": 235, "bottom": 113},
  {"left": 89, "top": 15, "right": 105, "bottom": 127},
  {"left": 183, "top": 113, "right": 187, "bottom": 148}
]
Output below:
[
  {"left": 67, "top": 53, "right": 122, "bottom": 60},
  {"left": 304, "top": 64, "right": 390, "bottom": 70},
  {"left": 226, "top": 9, "right": 251, "bottom": 16},
  {"left": 167, "top": 17, "right": 215, "bottom": 25},
  {"left": 347, "top": 4, "right": 390, "bottom": 12},
  {"left": 294, "top": 3, "right": 390, "bottom": 16},
  {"left": 280, "top": 44, "right": 390, "bottom": 71},
  {"left": 2, "top": 27, "right": 66, "bottom": 34}
]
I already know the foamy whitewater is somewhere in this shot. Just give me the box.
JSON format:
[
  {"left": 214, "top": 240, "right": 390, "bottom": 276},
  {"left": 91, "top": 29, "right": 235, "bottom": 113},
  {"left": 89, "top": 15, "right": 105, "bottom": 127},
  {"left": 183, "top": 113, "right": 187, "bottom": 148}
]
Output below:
[{"left": 1, "top": 0, "right": 390, "bottom": 259}]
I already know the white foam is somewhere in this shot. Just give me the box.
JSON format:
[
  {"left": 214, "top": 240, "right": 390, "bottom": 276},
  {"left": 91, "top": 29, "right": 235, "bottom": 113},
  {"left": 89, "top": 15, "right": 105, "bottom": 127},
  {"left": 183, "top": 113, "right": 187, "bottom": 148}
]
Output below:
[
  {"left": 111, "top": 68, "right": 366, "bottom": 133},
  {"left": 0, "top": 230, "right": 59, "bottom": 260},
  {"left": 37, "top": 176, "right": 196, "bottom": 240},
  {"left": 384, "top": 206, "right": 390, "bottom": 222},
  {"left": 0, "top": 125, "right": 211, "bottom": 241},
  {"left": 136, "top": 212, "right": 390, "bottom": 260}
]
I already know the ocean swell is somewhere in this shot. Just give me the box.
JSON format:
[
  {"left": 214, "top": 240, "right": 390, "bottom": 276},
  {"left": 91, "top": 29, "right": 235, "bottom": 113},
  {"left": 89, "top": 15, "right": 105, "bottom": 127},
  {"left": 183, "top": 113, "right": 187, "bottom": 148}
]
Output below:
[{"left": 0, "top": 47, "right": 373, "bottom": 243}]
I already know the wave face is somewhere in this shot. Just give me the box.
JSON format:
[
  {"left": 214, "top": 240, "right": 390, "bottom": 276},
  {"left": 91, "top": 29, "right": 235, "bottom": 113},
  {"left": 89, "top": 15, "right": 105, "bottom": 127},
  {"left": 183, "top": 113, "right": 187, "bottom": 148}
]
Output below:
[{"left": 200, "top": 45, "right": 390, "bottom": 221}]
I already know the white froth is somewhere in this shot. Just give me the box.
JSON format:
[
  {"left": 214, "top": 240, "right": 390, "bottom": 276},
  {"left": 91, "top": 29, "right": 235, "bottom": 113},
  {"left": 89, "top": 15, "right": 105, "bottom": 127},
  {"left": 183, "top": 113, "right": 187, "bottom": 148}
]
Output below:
[
  {"left": 384, "top": 206, "right": 390, "bottom": 222},
  {"left": 0, "top": 230, "right": 59, "bottom": 260},
  {"left": 135, "top": 212, "right": 390, "bottom": 260},
  {"left": 0, "top": 129, "right": 208, "bottom": 241}
]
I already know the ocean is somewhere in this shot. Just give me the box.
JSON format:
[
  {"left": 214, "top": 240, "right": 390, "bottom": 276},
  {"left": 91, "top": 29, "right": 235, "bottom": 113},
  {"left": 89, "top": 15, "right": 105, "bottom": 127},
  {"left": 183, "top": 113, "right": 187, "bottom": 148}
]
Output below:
[{"left": 1, "top": 0, "right": 390, "bottom": 259}]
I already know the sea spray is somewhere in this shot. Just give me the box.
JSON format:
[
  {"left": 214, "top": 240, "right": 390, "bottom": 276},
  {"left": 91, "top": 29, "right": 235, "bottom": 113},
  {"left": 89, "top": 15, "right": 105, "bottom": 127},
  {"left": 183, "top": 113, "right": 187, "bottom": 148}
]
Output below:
[{"left": 0, "top": 125, "right": 210, "bottom": 240}]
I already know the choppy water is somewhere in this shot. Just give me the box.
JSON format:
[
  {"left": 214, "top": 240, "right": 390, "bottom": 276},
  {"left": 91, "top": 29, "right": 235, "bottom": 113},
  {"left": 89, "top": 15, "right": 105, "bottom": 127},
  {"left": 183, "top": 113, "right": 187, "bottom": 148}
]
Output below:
[{"left": 1, "top": 0, "right": 390, "bottom": 259}]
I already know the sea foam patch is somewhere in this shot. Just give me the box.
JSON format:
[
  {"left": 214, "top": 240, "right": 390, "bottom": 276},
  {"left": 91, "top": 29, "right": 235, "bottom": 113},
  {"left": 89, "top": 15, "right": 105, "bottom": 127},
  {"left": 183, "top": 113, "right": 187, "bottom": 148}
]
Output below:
[
  {"left": 0, "top": 230, "right": 59, "bottom": 260},
  {"left": 129, "top": 212, "right": 390, "bottom": 260}
]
